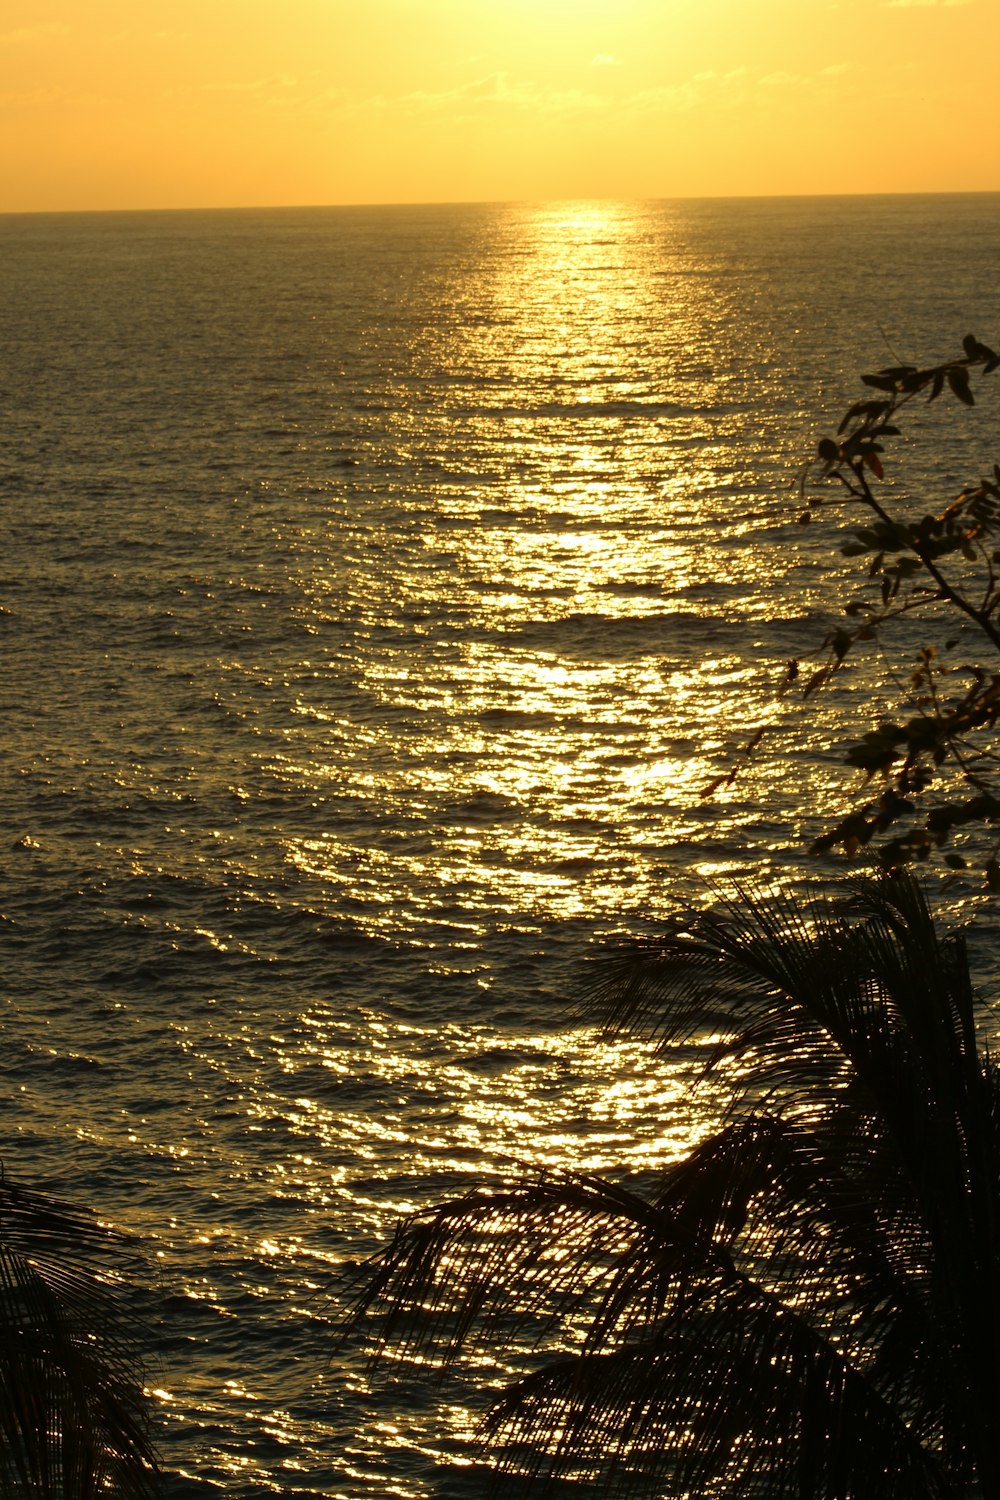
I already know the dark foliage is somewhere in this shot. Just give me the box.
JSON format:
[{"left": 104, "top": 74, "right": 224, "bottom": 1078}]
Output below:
[
  {"left": 0, "top": 1174, "right": 159, "bottom": 1498},
  {"left": 354, "top": 870, "right": 1000, "bottom": 1497},
  {"left": 791, "top": 339, "right": 999, "bottom": 874}
]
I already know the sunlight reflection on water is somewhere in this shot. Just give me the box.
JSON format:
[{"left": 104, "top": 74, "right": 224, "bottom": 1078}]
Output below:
[{"left": 2, "top": 194, "right": 999, "bottom": 1494}]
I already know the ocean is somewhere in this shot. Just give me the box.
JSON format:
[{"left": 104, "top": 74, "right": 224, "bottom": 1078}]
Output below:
[{"left": 1, "top": 194, "right": 999, "bottom": 1495}]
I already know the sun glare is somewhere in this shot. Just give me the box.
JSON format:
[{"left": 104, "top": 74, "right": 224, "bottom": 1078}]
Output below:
[{"left": 0, "top": 0, "right": 993, "bottom": 209}]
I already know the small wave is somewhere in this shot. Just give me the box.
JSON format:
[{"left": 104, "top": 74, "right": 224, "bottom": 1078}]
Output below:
[
  {"left": 510, "top": 610, "right": 733, "bottom": 659},
  {"left": 461, "top": 399, "right": 702, "bottom": 419}
]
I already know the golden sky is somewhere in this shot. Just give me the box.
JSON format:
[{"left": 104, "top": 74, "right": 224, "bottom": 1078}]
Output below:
[{"left": 1, "top": 0, "right": 996, "bottom": 212}]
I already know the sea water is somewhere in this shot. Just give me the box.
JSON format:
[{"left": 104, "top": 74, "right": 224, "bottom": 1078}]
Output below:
[{"left": 2, "top": 195, "right": 999, "bottom": 1495}]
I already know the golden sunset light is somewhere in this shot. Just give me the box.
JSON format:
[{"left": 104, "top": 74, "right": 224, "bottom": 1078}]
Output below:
[
  {"left": 5, "top": 0, "right": 1000, "bottom": 1486},
  {"left": 1, "top": 0, "right": 996, "bottom": 212}
]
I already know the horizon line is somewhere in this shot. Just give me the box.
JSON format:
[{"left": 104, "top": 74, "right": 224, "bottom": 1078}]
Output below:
[{"left": 2, "top": 187, "right": 998, "bottom": 219}]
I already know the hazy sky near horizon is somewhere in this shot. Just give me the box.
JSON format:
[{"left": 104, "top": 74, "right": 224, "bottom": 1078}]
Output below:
[{"left": 1, "top": 0, "right": 997, "bottom": 213}]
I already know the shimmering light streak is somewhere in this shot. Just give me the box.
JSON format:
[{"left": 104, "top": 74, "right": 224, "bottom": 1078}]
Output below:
[{"left": 6, "top": 196, "right": 996, "bottom": 1495}]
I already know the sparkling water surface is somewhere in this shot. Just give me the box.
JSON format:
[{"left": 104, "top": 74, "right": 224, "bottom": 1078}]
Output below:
[{"left": 2, "top": 195, "right": 999, "bottom": 1495}]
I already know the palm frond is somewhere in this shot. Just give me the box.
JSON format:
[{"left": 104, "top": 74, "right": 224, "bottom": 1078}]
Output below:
[
  {"left": 485, "top": 1283, "right": 950, "bottom": 1499},
  {"left": 0, "top": 1175, "right": 159, "bottom": 1499},
  {"left": 353, "top": 1174, "right": 682, "bottom": 1370},
  {"left": 354, "top": 870, "right": 1000, "bottom": 1497}
]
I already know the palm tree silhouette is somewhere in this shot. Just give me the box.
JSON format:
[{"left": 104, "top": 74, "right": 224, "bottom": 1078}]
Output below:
[
  {"left": 355, "top": 869, "right": 1000, "bottom": 1498},
  {"left": 0, "top": 1173, "right": 158, "bottom": 1497}
]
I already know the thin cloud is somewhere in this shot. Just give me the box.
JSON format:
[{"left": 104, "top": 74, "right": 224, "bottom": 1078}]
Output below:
[
  {"left": 0, "top": 23, "right": 70, "bottom": 44},
  {"left": 401, "top": 72, "right": 524, "bottom": 108},
  {"left": 0, "top": 87, "right": 66, "bottom": 107},
  {"left": 198, "top": 74, "right": 298, "bottom": 96},
  {"left": 623, "top": 64, "right": 850, "bottom": 116},
  {"left": 400, "top": 73, "right": 603, "bottom": 115},
  {"left": 0, "top": 84, "right": 119, "bottom": 109},
  {"left": 590, "top": 54, "right": 623, "bottom": 67},
  {"left": 342, "top": 61, "right": 851, "bottom": 125},
  {"left": 627, "top": 82, "right": 703, "bottom": 113}
]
